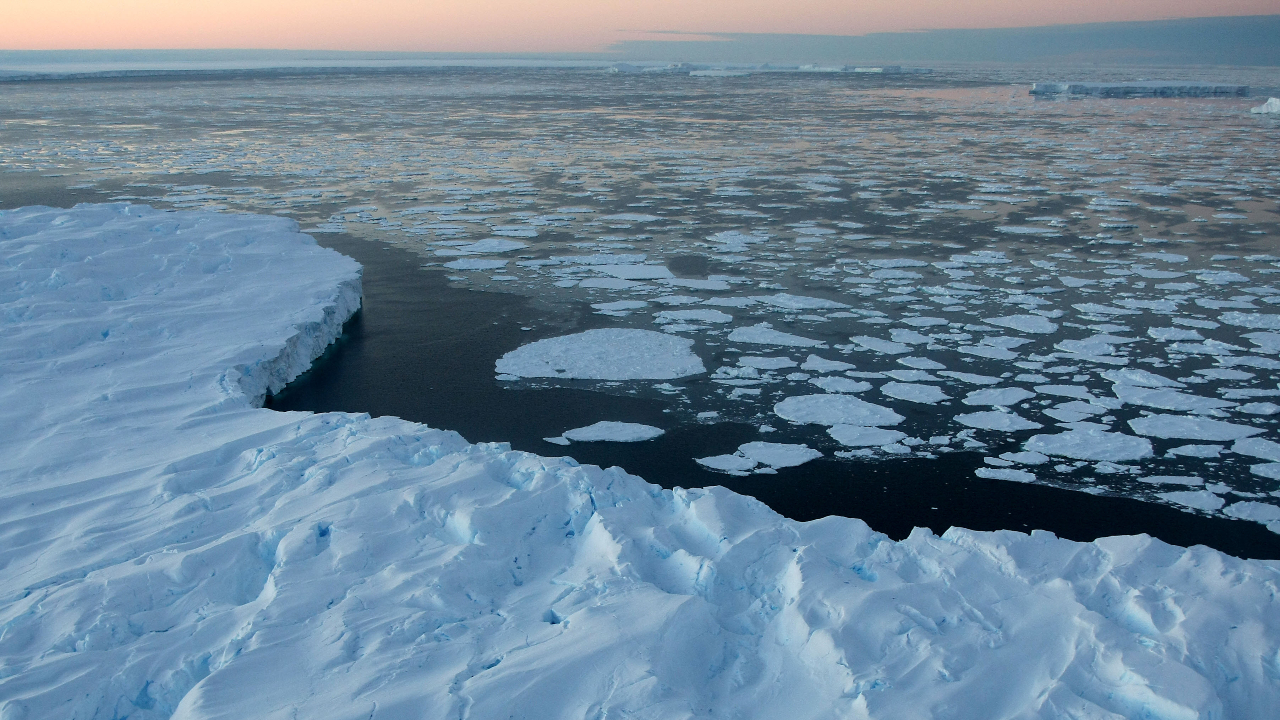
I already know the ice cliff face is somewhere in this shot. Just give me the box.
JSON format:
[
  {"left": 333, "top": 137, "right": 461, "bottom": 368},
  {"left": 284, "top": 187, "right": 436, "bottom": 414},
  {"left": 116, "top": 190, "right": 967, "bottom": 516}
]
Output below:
[{"left": 2, "top": 204, "right": 1278, "bottom": 720}]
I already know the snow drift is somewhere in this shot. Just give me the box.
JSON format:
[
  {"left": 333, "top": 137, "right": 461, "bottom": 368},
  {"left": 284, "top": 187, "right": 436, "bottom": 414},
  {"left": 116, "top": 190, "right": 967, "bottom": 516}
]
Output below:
[{"left": 2, "top": 204, "right": 1278, "bottom": 719}]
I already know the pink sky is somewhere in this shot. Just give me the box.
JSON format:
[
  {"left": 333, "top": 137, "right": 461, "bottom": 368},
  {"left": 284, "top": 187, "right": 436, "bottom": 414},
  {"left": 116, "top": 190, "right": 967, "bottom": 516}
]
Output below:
[{"left": 4, "top": 1, "right": 1277, "bottom": 52}]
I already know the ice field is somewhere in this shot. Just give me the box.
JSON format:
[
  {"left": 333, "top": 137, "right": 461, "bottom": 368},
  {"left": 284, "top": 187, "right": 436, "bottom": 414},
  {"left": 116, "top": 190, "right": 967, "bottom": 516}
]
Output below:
[
  {"left": 3, "top": 203, "right": 1279, "bottom": 719},
  {"left": 2, "top": 68, "right": 1277, "bottom": 535}
]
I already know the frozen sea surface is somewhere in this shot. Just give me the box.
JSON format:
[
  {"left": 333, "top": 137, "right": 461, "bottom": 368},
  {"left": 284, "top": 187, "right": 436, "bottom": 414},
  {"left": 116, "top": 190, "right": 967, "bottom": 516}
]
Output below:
[{"left": 3, "top": 204, "right": 1279, "bottom": 718}]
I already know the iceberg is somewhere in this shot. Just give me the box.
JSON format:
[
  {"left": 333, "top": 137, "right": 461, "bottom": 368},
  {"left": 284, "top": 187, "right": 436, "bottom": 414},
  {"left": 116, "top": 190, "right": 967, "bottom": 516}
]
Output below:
[
  {"left": 1251, "top": 97, "right": 1280, "bottom": 114},
  {"left": 3, "top": 205, "right": 1280, "bottom": 720}
]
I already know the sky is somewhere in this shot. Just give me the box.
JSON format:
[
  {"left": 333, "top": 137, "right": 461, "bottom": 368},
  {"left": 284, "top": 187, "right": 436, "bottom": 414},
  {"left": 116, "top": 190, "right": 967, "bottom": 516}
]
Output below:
[{"left": 3, "top": 1, "right": 1278, "bottom": 52}]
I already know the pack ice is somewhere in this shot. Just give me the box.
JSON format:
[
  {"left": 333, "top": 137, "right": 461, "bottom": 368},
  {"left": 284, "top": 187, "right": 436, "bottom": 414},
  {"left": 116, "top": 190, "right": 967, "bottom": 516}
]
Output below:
[{"left": 2, "top": 204, "right": 1279, "bottom": 720}]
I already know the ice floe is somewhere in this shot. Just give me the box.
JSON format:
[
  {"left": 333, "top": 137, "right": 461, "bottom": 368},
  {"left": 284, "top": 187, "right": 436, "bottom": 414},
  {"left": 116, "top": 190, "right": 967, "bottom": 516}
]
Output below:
[
  {"left": 1025, "top": 426, "right": 1153, "bottom": 462},
  {"left": 560, "top": 421, "right": 665, "bottom": 442},
  {"left": 496, "top": 329, "right": 706, "bottom": 380}
]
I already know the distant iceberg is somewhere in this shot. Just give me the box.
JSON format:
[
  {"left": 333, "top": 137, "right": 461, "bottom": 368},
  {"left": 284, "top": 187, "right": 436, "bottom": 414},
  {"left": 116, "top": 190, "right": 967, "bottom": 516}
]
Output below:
[
  {"left": 1252, "top": 97, "right": 1280, "bottom": 114},
  {"left": 1030, "top": 82, "right": 1249, "bottom": 98}
]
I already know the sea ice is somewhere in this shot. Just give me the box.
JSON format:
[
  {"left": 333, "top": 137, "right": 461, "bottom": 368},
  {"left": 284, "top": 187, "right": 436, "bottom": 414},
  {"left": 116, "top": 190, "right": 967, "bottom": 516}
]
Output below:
[
  {"left": 827, "top": 425, "right": 909, "bottom": 447},
  {"left": 955, "top": 411, "right": 1042, "bottom": 432},
  {"left": 800, "top": 354, "right": 854, "bottom": 372},
  {"left": 1128, "top": 415, "right": 1263, "bottom": 441},
  {"left": 1025, "top": 427, "right": 1153, "bottom": 462},
  {"left": 562, "top": 421, "right": 665, "bottom": 442},
  {"left": 881, "top": 382, "right": 950, "bottom": 404},
  {"left": 1252, "top": 97, "right": 1280, "bottom": 114},
  {"left": 496, "top": 329, "right": 706, "bottom": 380},
  {"left": 655, "top": 309, "right": 733, "bottom": 324},
  {"left": 1232, "top": 437, "right": 1280, "bottom": 462},
  {"left": 751, "top": 293, "right": 850, "bottom": 310},
  {"left": 443, "top": 258, "right": 508, "bottom": 271},
  {"left": 774, "top": 394, "right": 905, "bottom": 426},
  {"left": 738, "top": 441, "right": 822, "bottom": 468},
  {"left": 810, "top": 377, "right": 872, "bottom": 393},
  {"left": 975, "top": 467, "right": 1036, "bottom": 483},
  {"left": 984, "top": 314, "right": 1058, "bottom": 334},
  {"left": 1160, "top": 491, "right": 1226, "bottom": 512},
  {"left": 728, "top": 323, "right": 826, "bottom": 348},
  {"left": 963, "top": 387, "right": 1036, "bottom": 406}
]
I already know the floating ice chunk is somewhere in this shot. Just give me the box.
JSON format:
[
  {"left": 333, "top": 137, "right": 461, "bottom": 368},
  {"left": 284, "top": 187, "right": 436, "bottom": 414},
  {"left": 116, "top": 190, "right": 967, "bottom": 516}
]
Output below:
[
  {"left": 597, "top": 264, "right": 674, "bottom": 280},
  {"left": 1139, "top": 475, "right": 1204, "bottom": 486},
  {"left": 1043, "top": 401, "right": 1107, "bottom": 423},
  {"left": 827, "top": 425, "right": 908, "bottom": 446},
  {"left": 579, "top": 277, "right": 648, "bottom": 290},
  {"left": 1001, "top": 451, "right": 1050, "bottom": 465},
  {"left": 1060, "top": 277, "right": 1096, "bottom": 288},
  {"left": 655, "top": 295, "right": 701, "bottom": 305},
  {"left": 774, "top": 394, "right": 904, "bottom": 426},
  {"left": 938, "top": 371, "right": 1002, "bottom": 385},
  {"left": 496, "top": 329, "right": 705, "bottom": 380},
  {"left": 1113, "top": 386, "right": 1235, "bottom": 413},
  {"left": 434, "top": 238, "right": 528, "bottom": 255},
  {"left": 869, "top": 258, "right": 928, "bottom": 268},
  {"left": 443, "top": 258, "right": 508, "bottom": 271},
  {"left": 800, "top": 354, "right": 854, "bottom": 372},
  {"left": 984, "top": 315, "right": 1058, "bottom": 334},
  {"left": 728, "top": 323, "right": 826, "bottom": 348},
  {"left": 1034, "top": 385, "right": 1097, "bottom": 401},
  {"left": 738, "top": 442, "right": 822, "bottom": 468},
  {"left": 1239, "top": 402, "right": 1280, "bottom": 415},
  {"left": 654, "top": 309, "right": 733, "bottom": 324},
  {"left": 870, "top": 269, "right": 921, "bottom": 280},
  {"left": 562, "top": 421, "right": 664, "bottom": 442},
  {"left": 1232, "top": 438, "right": 1280, "bottom": 462},
  {"left": 956, "top": 411, "right": 1042, "bottom": 432},
  {"left": 751, "top": 293, "right": 850, "bottom": 310},
  {"left": 1251, "top": 97, "right": 1280, "bottom": 114},
  {"left": 1149, "top": 326, "right": 1204, "bottom": 342},
  {"left": 703, "top": 296, "right": 756, "bottom": 307},
  {"left": 958, "top": 344, "right": 1019, "bottom": 361},
  {"left": 897, "top": 356, "right": 946, "bottom": 370},
  {"left": 593, "top": 300, "right": 649, "bottom": 313},
  {"left": 811, "top": 376, "right": 872, "bottom": 393},
  {"left": 1243, "top": 332, "right": 1280, "bottom": 353},
  {"left": 882, "top": 382, "right": 949, "bottom": 404},
  {"left": 695, "top": 454, "right": 757, "bottom": 473},
  {"left": 1167, "top": 444, "right": 1223, "bottom": 458},
  {"left": 660, "top": 278, "right": 732, "bottom": 291},
  {"left": 901, "top": 317, "right": 948, "bottom": 327},
  {"left": 601, "top": 213, "right": 662, "bottom": 222},
  {"left": 1252, "top": 463, "right": 1280, "bottom": 480},
  {"left": 963, "top": 387, "right": 1035, "bottom": 406},
  {"left": 1160, "top": 491, "right": 1226, "bottom": 512},
  {"left": 996, "top": 226, "right": 1059, "bottom": 236},
  {"left": 1025, "top": 427, "right": 1152, "bottom": 462},
  {"left": 852, "top": 336, "right": 912, "bottom": 355},
  {"left": 950, "top": 251, "right": 1010, "bottom": 265},
  {"left": 975, "top": 467, "right": 1036, "bottom": 483},
  {"left": 543, "top": 436, "right": 571, "bottom": 446},
  {"left": 1223, "top": 501, "right": 1280, "bottom": 523},
  {"left": 739, "top": 356, "right": 798, "bottom": 370},
  {"left": 1128, "top": 414, "right": 1263, "bottom": 441},
  {"left": 1197, "top": 368, "right": 1254, "bottom": 380},
  {"left": 1139, "top": 251, "right": 1188, "bottom": 263},
  {"left": 1220, "top": 312, "right": 1280, "bottom": 330}
]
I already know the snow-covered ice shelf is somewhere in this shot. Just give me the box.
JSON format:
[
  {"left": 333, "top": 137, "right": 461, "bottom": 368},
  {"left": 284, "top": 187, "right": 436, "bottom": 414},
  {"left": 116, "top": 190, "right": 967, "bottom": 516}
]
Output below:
[{"left": 3, "top": 204, "right": 1280, "bottom": 718}]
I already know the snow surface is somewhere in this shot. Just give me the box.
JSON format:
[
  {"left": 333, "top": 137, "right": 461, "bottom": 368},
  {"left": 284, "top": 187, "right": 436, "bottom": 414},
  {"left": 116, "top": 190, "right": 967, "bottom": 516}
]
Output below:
[
  {"left": 3, "top": 205, "right": 1280, "bottom": 719},
  {"left": 496, "top": 328, "right": 706, "bottom": 380}
]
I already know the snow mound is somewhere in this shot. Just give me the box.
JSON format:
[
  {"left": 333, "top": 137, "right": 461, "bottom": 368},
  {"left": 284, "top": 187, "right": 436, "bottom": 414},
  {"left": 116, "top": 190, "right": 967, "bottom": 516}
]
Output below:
[
  {"left": 4, "top": 205, "right": 1280, "bottom": 720},
  {"left": 496, "top": 328, "right": 706, "bottom": 379}
]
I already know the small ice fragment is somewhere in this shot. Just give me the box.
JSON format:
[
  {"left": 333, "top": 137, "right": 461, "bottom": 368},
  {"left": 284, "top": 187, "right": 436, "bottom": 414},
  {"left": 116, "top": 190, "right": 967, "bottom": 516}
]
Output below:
[
  {"left": 728, "top": 323, "right": 826, "bottom": 347},
  {"left": 1025, "top": 427, "right": 1152, "bottom": 462},
  {"left": 543, "top": 436, "right": 571, "bottom": 446},
  {"left": 938, "top": 371, "right": 1003, "bottom": 385},
  {"left": 596, "top": 264, "right": 674, "bottom": 280},
  {"left": 1102, "top": 369, "right": 1184, "bottom": 388},
  {"left": 1167, "top": 444, "right": 1223, "bottom": 458},
  {"left": 774, "top": 394, "right": 904, "bottom": 426},
  {"left": 984, "top": 315, "right": 1058, "bottom": 334},
  {"left": 1001, "top": 451, "right": 1049, "bottom": 465},
  {"left": 1251, "top": 464, "right": 1280, "bottom": 480},
  {"left": 1128, "top": 415, "right": 1263, "bottom": 441},
  {"left": 975, "top": 468, "right": 1036, "bottom": 483},
  {"left": 1160, "top": 491, "right": 1225, "bottom": 512},
  {"left": 955, "top": 411, "right": 1042, "bottom": 432},
  {"left": 963, "top": 388, "right": 1035, "bottom": 406},
  {"left": 801, "top": 354, "right": 854, "bottom": 372},
  {"left": 1233, "top": 438, "right": 1280, "bottom": 462},
  {"left": 737, "top": 442, "right": 822, "bottom": 468},
  {"left": 655, "top": 309, "right": 733, "bottom": 324},
  {"left": 496, "top": 329, "right": 705, "bottom": 380},
  {"left": 827, "top": 425, "right": 908, "bottom": 447},
  {"left": 562, "top": 422, "right": 664, "bottom": 442},
  {"left": 881, "top": 382, "right": 949, "bottom": 404},
  {"left": 1139, "top": 475, "right": 1204, "bottom": 486},
  {"left": 696, "top": 454, "right": 757, "bottom": 473},
  {"left": 850, "top": 336, "right": 912, "bottom": 355},
  {"left": 810, "top": 377, "right": 872, "bottom": 393},
  {"left": 443, "top": 258, "right": 508, "bottom": 271}
]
